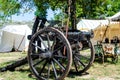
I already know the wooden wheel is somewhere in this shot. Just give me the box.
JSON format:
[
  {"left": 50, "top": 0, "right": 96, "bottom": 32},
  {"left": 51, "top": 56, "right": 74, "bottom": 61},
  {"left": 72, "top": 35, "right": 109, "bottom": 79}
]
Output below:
[
  {"left": 72, "top": 40, "right": 94, "bottom": 74},
  {"left": 28, "top": 27, "right": 72, "bottom": 80}
]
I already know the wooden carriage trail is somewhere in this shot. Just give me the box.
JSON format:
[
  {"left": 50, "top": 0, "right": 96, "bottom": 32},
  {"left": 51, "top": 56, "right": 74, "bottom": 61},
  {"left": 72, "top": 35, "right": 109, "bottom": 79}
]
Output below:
[{"left": 0, "top": 57, "right": 28, "bottom": 72}]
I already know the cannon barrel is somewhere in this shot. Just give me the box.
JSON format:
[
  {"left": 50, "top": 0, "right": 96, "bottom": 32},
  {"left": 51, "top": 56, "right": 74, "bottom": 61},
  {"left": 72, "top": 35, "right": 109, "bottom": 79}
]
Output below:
[
  {"left": 81, "top": 30, "right": 94, "bottom": 40},
  {"left": 66, "top": 30, "right": 94, "bottom": 42}
]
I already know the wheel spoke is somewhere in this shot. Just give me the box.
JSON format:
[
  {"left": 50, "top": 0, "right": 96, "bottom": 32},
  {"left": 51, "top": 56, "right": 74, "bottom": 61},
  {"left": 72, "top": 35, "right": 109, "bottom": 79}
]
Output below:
[
  {"left": 74, "top": 55, "right": 86, "bottom": 68},
  {"left": 47, "top": 62, "right": 50, "bottom": 79},
  {"left": 54, "top": 55, "right": 67, "bottom": 59},
  {"left": 52, "top": 44, "right": 64, "bottom": 53},
  {"left": 53, "top": 58, "right": 65, "bottom": 70},
  {"left": 73, "top": 58, "right": 79, "bottom": 72},
  {"left": 38, "top": 35, "right": 48, "bottom": 50},
  {"left": 33, "top": 59, "right": 45, "bottom": 67},
  {"left": 46, "top": 34, "right": 51, "bottom": 50},
  {"left": 51, "top": 61, "right": 58, "bottom": 79},
  {"left": 32, "top": 43, "right": 45, "bottom": 52},
  {"left": 51, "top": 37, "right": 57, "bottom": 51},
  {"left": 39, "top": 59, "right": 48, "bottom": 75}
]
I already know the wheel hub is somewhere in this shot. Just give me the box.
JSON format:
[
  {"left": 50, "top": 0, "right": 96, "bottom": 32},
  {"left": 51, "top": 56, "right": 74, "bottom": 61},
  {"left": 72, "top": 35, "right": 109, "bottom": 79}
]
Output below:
[{"left": 39, "top": 51, "right": 52, "bottom": 58}]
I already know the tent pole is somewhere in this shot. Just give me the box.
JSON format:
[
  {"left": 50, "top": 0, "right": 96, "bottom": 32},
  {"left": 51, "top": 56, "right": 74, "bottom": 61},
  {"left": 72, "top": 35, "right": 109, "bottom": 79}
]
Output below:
[
  {"left": 17, "top": 32, "right": 26, "bottom": 51},
  {"left": 101, "top": 20, "right": 110, "bottom": 42},
  {"left": 102, "top": 25, "right": 109, "bottom": 42},
  {"left": 108, "top": 20, "right": 110, "bottom": 42}
]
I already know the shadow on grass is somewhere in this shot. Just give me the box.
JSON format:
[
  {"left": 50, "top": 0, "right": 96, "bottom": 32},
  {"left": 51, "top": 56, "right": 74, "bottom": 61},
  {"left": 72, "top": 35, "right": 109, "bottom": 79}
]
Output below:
[
  {"left": 0, "top": 60, "right": 90, "bottom": 79},
  {"left": 68, "top": 71, "right": 89, "bottom": 79}
]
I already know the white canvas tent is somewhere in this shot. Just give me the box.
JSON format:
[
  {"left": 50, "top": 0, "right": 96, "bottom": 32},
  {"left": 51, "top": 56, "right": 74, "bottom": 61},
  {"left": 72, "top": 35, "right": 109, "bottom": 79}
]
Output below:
[
  {"left": 0, "top": 25, "right": 32, "bottom": 52},
  {"left": 77, "top": 18, "right": 120, "bottom": 45},
  {"left": 77, "top": 19, "right": 109, "bottom": 31},
  {"left": 93, "top": 22, "right": 120, "bottom": 41},
  {"left": 106, "top": 12, "right": 120, "bottom": 21}
]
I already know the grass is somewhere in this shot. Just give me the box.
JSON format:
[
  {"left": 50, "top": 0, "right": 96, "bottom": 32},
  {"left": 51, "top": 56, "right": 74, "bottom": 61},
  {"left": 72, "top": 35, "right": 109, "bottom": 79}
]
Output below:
[
  {"left": 0, "top": 52, "right": 35, "bottom": 80},
  {"left": 0, "top": 52, "right": 120, "bottom": 80}
]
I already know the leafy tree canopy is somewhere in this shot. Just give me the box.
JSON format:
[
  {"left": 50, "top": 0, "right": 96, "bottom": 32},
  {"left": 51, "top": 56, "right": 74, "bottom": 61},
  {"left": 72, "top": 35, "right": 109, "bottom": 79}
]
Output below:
[{"left": 0, "top": 0, "right": 120, "bottom": 20}]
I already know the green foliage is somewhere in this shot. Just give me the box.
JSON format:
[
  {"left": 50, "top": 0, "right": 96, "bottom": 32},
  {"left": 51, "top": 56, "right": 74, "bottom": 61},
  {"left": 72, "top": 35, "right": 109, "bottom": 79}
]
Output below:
[
  {"left": 0, "top": 0, "right": 34, "bottom": 20},
  {"left": 0, "top": 0, "right": 20, "bottom": 19},
  {"left": 0, "top": 0, "right": 120, "bottom": 20},
  {"left": 33, "top": 0, "right": 66, "bottom": 18},
  {"left": 76, "top": 0, "right": 120, "bottom": 19}
]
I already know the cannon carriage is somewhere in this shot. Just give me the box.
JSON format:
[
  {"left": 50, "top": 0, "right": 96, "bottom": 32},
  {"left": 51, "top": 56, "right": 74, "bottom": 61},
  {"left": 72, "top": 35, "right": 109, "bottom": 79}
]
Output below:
[{"left": 27, "top": 11, "right": 94, "bottom": 80}]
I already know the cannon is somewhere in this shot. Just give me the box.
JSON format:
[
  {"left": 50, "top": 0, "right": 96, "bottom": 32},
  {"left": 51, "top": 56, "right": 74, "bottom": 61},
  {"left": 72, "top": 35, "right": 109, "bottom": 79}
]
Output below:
[
  {"left": 27, "top": 0, "right": 95, "bottom": 79},
  {"left": 26, "top": 15, "right": 94, "bottom": 80}
]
